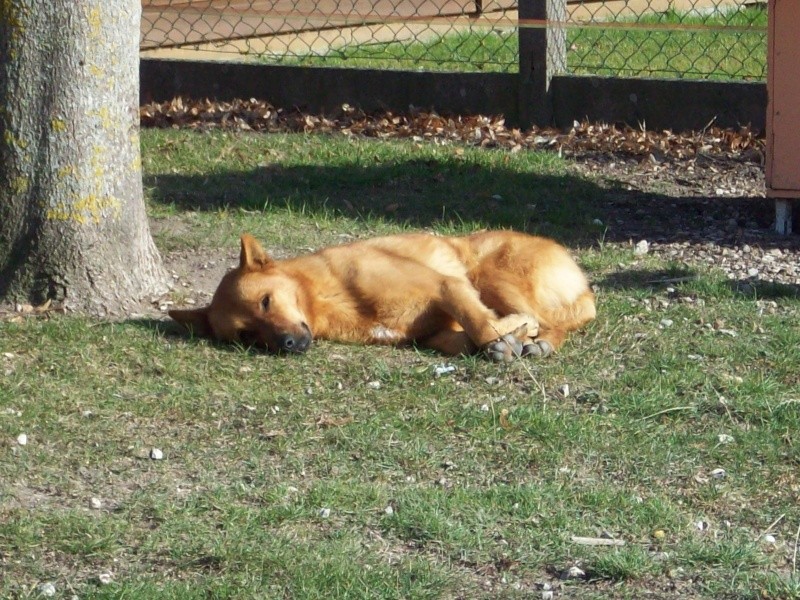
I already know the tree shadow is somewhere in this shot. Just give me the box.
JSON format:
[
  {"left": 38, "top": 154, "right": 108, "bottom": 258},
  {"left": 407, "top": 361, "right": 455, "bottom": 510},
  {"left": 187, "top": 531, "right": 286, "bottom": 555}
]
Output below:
[{"left": 144, "top": 159, "right": 608, "bottom": 247}]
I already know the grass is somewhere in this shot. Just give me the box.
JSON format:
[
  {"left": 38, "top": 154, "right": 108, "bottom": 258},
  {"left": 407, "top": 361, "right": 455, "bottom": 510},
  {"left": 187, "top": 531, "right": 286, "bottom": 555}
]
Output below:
[
  {"left": 1, "top": 127, "right": 799, "bottom": 599},
  {"left": 277, "top": 5, "right": 766, "bottom": 80}
]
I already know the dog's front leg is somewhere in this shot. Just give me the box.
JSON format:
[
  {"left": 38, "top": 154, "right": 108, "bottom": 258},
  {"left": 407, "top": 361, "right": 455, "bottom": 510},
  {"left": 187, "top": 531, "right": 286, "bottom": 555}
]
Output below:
[{"left": 436, "top": 278, "right": 537, "bottom": 361}]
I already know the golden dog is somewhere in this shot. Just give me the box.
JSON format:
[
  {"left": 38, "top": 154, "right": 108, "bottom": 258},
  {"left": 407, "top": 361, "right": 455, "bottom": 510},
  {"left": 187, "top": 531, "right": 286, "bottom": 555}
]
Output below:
[{"left": 169, "top": 231, "right": 595, "bottom": 361}]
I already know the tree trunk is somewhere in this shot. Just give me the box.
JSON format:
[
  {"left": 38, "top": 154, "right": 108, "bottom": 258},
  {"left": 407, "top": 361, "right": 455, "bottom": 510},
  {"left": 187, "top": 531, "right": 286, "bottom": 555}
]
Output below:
[{"left": 0, "top": 0, "right": 167, "bottom": 315}]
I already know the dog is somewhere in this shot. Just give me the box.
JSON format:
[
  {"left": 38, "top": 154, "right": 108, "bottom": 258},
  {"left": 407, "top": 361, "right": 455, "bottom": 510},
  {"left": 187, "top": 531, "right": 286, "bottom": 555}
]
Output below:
[{"left": 169, "top": 230, "right": 595, "bottom": 361}]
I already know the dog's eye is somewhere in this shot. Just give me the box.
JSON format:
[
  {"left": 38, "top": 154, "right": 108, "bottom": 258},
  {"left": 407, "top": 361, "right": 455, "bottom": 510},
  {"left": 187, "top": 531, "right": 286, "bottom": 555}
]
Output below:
[{"left": 260, "top": 296, "right": 270, "bottom": 311}]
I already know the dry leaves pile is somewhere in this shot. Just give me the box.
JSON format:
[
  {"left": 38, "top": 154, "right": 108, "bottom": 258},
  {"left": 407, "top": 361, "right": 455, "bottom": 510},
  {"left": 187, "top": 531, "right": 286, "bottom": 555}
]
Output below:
[{"left": 140, "top": 97, "right": 764, "bottom": 163}]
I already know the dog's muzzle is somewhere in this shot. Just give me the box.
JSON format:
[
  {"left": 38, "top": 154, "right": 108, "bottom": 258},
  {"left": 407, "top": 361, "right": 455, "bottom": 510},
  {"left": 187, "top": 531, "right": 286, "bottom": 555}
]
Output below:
[{"left": 278, "top": 324, "right": 312, "bottom": 353}]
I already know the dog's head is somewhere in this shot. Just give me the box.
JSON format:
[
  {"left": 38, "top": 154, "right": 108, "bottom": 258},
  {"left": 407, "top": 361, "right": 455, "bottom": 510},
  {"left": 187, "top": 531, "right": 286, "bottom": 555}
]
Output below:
[{"left": 169, "top": 234, "right": 313, "bottom": 354}]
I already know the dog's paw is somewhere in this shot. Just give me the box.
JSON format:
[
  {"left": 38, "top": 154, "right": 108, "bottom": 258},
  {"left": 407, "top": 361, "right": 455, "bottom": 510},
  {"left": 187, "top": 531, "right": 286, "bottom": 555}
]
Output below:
[
  {"left": 520, "top": 339, "right": 554, "bottom": 358},
  {"left": 484, "top": 324, "right": 528, "bottom": 362}
]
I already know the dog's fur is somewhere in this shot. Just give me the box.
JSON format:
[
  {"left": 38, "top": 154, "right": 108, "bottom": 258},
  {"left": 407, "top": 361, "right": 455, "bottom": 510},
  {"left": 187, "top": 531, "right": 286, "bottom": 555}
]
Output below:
[{"left": 169, "top": 231, "right": 595, "bottom": 361}]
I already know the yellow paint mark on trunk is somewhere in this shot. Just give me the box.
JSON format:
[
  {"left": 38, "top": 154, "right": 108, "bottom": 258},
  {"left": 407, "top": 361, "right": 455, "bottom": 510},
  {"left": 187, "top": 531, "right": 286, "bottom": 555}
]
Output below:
[
  {"left": 57, "top": 165, "right": 77, "bottom": 178},
  {"left": 86, "top": 6, "right": 101, "bottom": 38},
  {"left": 46, "top": 194, "right": 121, "bottom": 225},
  {"left": 4, "top": 130, "right": 28, "bottom": 149},
  {"left": 11, "top": 175, "right": 28, "bottom": 194},
  {"left": 0, "top": 0, "right": 29, "bottom": 57}
]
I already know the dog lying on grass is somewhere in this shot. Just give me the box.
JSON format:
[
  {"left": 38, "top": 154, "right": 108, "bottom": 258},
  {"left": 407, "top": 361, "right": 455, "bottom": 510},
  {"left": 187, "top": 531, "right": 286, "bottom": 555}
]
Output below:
[{"left": 169, "top": 230, "right": 595, "bottom": 361}]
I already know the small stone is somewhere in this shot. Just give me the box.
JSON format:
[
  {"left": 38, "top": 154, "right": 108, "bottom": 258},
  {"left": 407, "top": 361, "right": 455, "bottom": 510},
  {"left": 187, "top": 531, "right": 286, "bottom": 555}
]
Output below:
[
  {"left": 38, "top": 582, "right": 56, "bottom": 597},
  {"left": 319, "top": 508, "right": 331, "bottom": 518},
  {"left": 16, "top": 433, "right": 27, "bottom": 446},
  {"left": 542, "top": 591, "right": 554, "bottom": 600},
  {"left": 367, "top": 381, "right": 381, "bottom": 390},
  {"left": 480, "top": 404, "right": 490, "bottom": 412},
  {"left": 592, "top": 218, "right": 604, "bottom": 226},
  {"left": 717, "top": 434, "right": 734, "bottom": 444},
  {"left": 659, "top": 319, "right": 673, "bottom": 329},
  {"left": 560, "top": 566, "right": 585, "bottom": 580},
  {"left": 747, "top": 267, "right": 759, "bottom": 277},
  {"left": 484, "top": 376, "right": 500, "bottom": 385},
  {"left": 98, "top": 572, "right": 113, "bottom": 585},
  {"left": 434, "top": 364, "right": 456, "bottom": 377},
  {"left": 149, "top": 448, "right": 163, "bottom": 460},
  {"left": 90, "top": 497, "right": 103, "bottom": 510},
  {"left": 384, "top": 505, "right": 394, "bottom": 516},
  {"left": 762, "top": 534, "right": 777, "bottom": 544},
  {"left": 558, "top": 383, "right": 570, "bottom": 398},
  {"left": 710, "top": 468, "right": 726, "bottom": 479},
  {"left": 633, "top": 240, "right": 649, "bottom": 256}
]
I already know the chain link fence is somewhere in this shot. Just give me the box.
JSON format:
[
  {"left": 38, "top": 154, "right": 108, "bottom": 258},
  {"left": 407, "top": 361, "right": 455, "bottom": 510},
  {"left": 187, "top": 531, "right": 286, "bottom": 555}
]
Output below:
[{"left": 141, "top": 0, "right": 766, "bottom": 80}]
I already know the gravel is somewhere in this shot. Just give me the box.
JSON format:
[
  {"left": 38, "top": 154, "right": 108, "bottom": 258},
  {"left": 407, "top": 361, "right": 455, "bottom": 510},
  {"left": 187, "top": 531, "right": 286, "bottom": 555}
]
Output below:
[{"left": 571, "top": 155, "right": 800, "bottom": 290}]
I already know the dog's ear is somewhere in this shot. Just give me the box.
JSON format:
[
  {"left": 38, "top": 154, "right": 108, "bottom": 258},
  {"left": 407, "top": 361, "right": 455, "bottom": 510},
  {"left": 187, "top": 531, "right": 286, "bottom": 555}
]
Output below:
[
  {"left": 239, "top": 233, "right": 272, "bottom": 270},
  {"left": 169, "top": 307, "right": 213, "bottom": 337}
]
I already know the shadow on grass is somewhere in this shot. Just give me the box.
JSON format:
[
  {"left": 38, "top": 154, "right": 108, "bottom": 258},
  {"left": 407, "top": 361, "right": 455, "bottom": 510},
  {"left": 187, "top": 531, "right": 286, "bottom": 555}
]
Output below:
[
  {"left": 144, "top": 158, "right": 796, "bottom": 246},
  {"left": 130, "top": 317, "right": 311, "bottom": 356},
  {"left": 143, "top": 155, "right": 800, "bottom": 298},
  {"left": 599, "top": 266, "right": 698, "bottom": 291},
  {"left": 599, "top": 267, "right": 800, "bottom": 299},
  {"left": 728, "top": 279, "right": 800, "bottom": 300},
  {"left": 145, "top": 159, "right": 607, "bottom": 247}
]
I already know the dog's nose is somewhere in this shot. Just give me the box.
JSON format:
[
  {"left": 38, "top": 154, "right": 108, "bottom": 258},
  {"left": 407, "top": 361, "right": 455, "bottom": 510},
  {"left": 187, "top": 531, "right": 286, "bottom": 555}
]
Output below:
[{"left": 279, "top": 332, "right": 311, "bottom": 353}]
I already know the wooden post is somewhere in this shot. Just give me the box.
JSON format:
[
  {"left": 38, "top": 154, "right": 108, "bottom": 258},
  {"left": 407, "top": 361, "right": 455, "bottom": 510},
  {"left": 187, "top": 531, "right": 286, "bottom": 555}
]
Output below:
[
  {"left": 518, "top": 0, "right": 567, "bottom": 128},
  {"left": 775, "top": 199, "right": 793, "bottom": 235},
  {"left": 766, "top": 0, "right": 800, "bottom": 234}
]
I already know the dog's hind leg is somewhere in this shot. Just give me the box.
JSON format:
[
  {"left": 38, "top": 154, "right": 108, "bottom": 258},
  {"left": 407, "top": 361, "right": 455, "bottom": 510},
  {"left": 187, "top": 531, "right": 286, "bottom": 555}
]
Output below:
[
  {"left": 477, "top": 280, "right": 595, "bottom": 357},
  {"left": 532, "top": 289, "right": 596, "bottom": 355},
  {"left": 434, "top": 277, "right": 537, "bottom": 360}
]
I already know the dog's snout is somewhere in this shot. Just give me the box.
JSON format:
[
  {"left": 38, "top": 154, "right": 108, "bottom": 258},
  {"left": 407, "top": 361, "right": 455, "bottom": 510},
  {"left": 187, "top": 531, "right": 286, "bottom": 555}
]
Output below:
[
  {"left": 279, "top": 331, "right": 311, "bottom": 353},
  {"left": 279, "top": 334, "right": 296, "bottom": 351}
]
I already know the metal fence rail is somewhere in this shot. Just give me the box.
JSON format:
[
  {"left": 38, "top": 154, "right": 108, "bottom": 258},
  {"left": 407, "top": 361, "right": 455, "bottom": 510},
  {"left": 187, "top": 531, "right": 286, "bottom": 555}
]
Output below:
[{"left": 141, "top": 0, "right": 766, "bottom": 80}]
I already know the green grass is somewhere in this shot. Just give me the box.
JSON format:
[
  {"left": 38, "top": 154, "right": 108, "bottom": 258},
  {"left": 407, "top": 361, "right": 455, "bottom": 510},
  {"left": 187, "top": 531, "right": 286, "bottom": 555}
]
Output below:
[
  {"left": 570, "top": 6, "right": 767, "bottom": 80},
  {"left": 2, "top": 128, "right": 799, "bottom": 599},
  {"left": 276, "top": 6, "right": 766, "bottom": 80}
]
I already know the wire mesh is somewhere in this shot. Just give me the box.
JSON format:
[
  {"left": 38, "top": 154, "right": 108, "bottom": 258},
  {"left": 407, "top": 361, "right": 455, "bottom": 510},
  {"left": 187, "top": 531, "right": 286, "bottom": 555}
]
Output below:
[{"left": 140, "top": 0, "right": 767, "bottom": 79}]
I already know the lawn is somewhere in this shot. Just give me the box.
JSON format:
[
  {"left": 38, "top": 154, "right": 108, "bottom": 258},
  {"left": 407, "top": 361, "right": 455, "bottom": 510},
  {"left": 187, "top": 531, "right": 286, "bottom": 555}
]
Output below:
[
  {"left": 278, "top": 5, "right": 766, "bottom": 80},
  {"left": 1, "top": 128, "right": 799, "bottom": 599}
]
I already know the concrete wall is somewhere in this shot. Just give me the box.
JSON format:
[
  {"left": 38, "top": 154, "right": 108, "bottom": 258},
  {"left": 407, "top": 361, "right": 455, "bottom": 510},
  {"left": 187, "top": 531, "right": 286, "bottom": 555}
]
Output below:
[{"left": 140, "top": 58, "right": 766, "bottom": 131}]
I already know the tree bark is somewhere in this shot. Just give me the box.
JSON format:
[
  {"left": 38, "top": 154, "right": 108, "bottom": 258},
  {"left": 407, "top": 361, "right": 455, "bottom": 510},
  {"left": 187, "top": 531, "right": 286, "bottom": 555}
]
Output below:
[{"left": 0, "top": 0, "right": 167, "bottom": 314}]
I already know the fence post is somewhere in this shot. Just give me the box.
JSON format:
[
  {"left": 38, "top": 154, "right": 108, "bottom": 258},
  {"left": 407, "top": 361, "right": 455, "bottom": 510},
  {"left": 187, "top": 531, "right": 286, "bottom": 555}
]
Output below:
[{"left": 518, "top": 0, "right": 567, "bottom": 128}]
